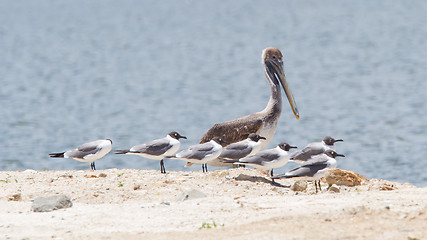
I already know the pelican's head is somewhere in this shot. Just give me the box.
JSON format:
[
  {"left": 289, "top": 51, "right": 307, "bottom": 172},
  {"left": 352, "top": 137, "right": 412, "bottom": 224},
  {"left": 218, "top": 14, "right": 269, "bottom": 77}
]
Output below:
[{"left": 262, "top": 47, "right": 299, "bottom": 120}]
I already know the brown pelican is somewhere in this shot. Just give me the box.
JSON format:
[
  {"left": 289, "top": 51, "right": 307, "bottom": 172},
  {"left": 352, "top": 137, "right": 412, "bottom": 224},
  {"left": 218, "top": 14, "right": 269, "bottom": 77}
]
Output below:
[{"left": 189, "top": 47, "right": 299, "bottom": 171}]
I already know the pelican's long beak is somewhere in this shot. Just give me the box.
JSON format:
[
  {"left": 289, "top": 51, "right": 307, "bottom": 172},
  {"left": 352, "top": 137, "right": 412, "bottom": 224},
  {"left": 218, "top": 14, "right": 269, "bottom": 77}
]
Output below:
[{"left": 266, "top": 59, "right": 300, "bottom": 120}]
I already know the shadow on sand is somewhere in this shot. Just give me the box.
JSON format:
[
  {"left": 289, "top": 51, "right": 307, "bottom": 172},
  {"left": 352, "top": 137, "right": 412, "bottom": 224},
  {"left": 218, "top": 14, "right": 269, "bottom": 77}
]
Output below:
[{"left": 234, "top": 174, "right": 290, "bottom": 188}]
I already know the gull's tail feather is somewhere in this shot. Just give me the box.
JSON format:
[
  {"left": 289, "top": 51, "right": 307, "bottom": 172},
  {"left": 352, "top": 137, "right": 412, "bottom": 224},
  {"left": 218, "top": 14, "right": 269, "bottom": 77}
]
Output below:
[
  {"left": 115, "top": 150, "right": 131, "bottom": 154},
  {"left": 49, "top": 152, "right": 65, "bottom": 158}
]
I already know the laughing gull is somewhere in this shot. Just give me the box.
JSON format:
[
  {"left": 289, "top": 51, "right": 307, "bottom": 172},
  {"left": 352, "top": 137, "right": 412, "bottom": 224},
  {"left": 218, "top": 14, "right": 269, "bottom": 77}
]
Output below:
[
  {"left": 49, "top": 139, "right": 113, "bottom": 170},
  {"left": 289, "top": 136, "right": 343, "bottom": 164},
  {"left": 234, "top": 142, "right": 297, "bottom": 181},
  {"left": 219, "top": 133, "right": 266, "bottom": 162},
  {"left": 174, "top": 137, "right": 227, "bottom": 172},
  {"left": 115, "top": 131, "right": 186, "bottom": 174},
  {"left": 273, "top": 149, "right": 345, "bottom": 192}
]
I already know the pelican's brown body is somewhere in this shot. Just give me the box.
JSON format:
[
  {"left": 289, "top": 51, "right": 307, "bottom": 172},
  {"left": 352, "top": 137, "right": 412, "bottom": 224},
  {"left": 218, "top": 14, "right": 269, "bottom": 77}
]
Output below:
[{"left": 189, "top": 47, "right": 299, "bottom": 168}]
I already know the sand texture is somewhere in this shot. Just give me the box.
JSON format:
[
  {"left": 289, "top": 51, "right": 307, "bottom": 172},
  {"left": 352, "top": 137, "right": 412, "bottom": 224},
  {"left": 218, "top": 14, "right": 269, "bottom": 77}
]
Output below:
[{"left": 0, "top": 168, "right": 426, "bottom": 240}]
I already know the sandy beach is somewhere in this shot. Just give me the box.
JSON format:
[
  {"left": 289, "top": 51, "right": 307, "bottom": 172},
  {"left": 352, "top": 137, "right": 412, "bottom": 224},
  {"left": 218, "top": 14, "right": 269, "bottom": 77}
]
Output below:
[{"left": 0, "top": 168, "right": 426, "bottom": 240}]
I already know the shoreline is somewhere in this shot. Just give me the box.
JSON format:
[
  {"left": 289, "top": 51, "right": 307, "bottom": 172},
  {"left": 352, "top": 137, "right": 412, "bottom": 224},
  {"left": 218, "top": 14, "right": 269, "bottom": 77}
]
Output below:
[{"left": 1, "top": 168, "right": 426, "bottom": 239}]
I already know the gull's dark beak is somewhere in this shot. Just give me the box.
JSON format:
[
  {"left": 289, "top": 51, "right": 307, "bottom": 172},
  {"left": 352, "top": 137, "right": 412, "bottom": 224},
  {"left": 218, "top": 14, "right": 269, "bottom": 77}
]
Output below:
[
  {"left": 265, "top": 58, "right": 299, "bottom": 120},
  {"left": 259, "top": 136, "right": 267, "bottom": 140},
  {"left": 334, "top": 139, "right": 344, "bottom": 142},
  {"left": 335, "top": 153, "right": 345, "bottom": 158},
  {"left": 180, "top": 135, "right": 187, "bottom": 139}
]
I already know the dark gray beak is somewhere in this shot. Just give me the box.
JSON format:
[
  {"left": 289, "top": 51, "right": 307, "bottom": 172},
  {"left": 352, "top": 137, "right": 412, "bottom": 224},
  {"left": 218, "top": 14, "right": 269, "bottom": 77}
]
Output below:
[{"left": 265, "top": 58, "right": 299, "bottom": 120}]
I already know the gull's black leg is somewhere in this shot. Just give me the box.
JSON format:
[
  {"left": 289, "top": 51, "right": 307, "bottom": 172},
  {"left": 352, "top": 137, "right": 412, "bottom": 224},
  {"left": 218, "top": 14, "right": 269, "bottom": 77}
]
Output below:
[
  {"left": 202, "top": 164, "right": 208, "bottom": 173},
  {"left": 160, "top": 159, "right": 166, "bottom": 174},
  {"left": 318, "top": 180, "right": 322, "bottom": 192},
  {"left": 91, "top": 162, "right": 96, "bottom": 171},
  {"left": 160, "top": 160, "right": 163, "bottom": 173},
  {"left": 315, "top": 181, "right": 318, "bottom": 193}
]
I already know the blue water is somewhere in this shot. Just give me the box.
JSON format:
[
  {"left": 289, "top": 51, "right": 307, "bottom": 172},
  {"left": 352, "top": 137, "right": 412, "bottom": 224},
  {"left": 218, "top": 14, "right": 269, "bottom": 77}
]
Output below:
[{"left": 1, "top": 1, "right": 426, "bottom": 186}]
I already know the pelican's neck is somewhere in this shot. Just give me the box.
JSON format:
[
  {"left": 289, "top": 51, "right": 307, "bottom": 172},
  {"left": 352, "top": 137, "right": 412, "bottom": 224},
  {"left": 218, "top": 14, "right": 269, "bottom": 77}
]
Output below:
[
  {"left": 261, "top": 67, "right": 282, "bottom": 118},
  {"left": 249, "top": 65, "right": 283, "bottom": 150}
]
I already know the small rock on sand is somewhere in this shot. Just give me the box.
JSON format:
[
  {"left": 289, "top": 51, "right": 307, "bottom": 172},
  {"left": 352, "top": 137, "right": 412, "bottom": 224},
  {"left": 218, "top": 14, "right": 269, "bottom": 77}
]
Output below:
[
  {"left": 8, "top": 193, "right": 22, "bottom": 201},
  {"left": 291, "top": 181, "right": 307, "bottom": 192},
  {"left": 32, "top": 194, "right": 73, "bottom": 212},
  {"left": 176, "top": 189, "right": 206, "bottom": 201},
  {"left": 325, "top": 169, "right": 368, "bottom": 186},
  {"left": 328, "top": 184, "right": 340, "bottom": 193}
]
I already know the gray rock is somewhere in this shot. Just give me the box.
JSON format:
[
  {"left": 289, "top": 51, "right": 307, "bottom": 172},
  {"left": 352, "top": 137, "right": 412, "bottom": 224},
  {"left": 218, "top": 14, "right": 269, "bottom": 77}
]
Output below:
[
  {"left": 176, "top": 189, "right": 207, "bottom": 201},
  {"left": 328, "top": 184, "right": 340, "bottom": 193},
  {"left": 291, "top": 180, "right": 307, "bottom": 192},
  {"left": 32, "top": 194, "right": 73, "bottom": 212}
]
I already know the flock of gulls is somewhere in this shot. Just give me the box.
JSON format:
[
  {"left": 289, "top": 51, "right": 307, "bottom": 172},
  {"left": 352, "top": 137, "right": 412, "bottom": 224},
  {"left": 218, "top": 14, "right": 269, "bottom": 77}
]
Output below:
[{"left": 49, "top": 47, "right": 346, "bottom": 192}]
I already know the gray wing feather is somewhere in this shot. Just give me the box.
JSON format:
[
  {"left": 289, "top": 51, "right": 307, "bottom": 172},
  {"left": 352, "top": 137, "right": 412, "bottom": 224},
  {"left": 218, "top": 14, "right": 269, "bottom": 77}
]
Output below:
[
  {"left": 220, "top": 143, "right": 251, "bottom": 160},
  {"left": 273, "top": 164, "right": 327, "bottom": 179},
  {"left": 239, "top": 149, "right": 280, "bottom": 165},
  {"left": 77, "top": 141, "right": 102, "bottom": 152},
  {"left": 188, "top": 142, "right": 214, "bottom": 152},
  {"left": 290, "top": 143, "right": 324, "bottom": 161},
  {"left": 67, "top": 147, "right": 100, "bottom": 159},
  {"left": 224, "top": 142, "right": 250, "bottom": 151},
  {"left": 65, "top": 140, "right": 108, "bottom": 159},
  {"left": 177, "top": 143, "right": 214, "bottom": 160},
  {"left": 131, "top": 138, "right": 172, "bottom": 156},
  {"left": 301, "top": 154, "right": 329, "bottom": 166},
  {"left": 177, "top": 150, "right": 208, "bottom": 160}
]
